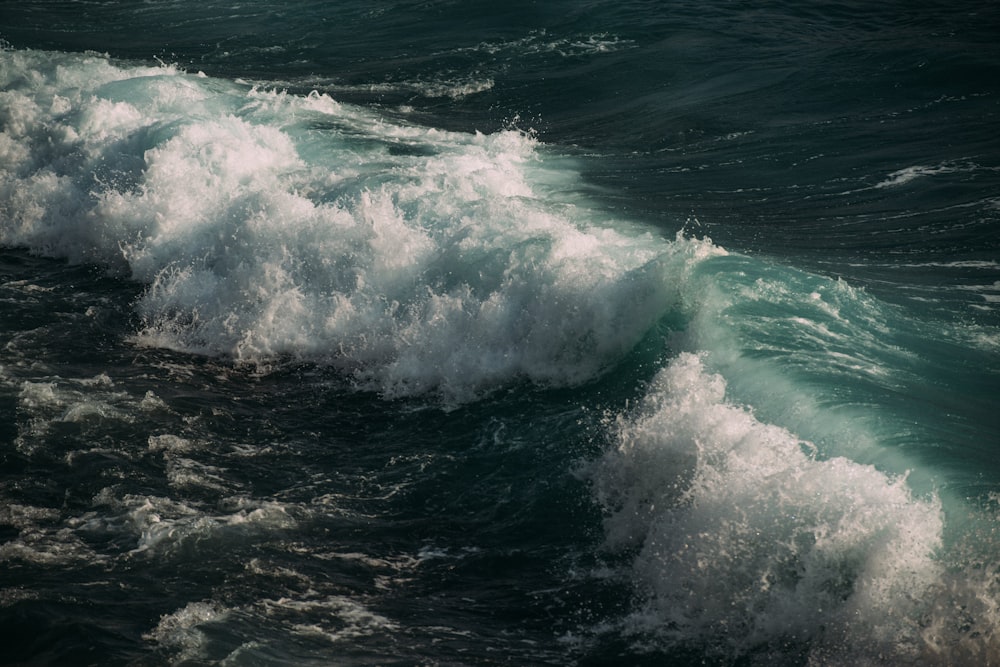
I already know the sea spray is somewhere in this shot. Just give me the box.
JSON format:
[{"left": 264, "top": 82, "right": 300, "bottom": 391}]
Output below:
[
  {"left": 0, "top": 50, "right": 722, "bottom": 401},
  {"left": 588, "top": 352, "right": 948, "bottom": 662}
]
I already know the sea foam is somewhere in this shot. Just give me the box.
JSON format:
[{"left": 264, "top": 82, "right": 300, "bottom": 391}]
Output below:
[
  {"left": 0, "top": 49, "right": 716, "bottom": 401},
  {"left": 588, "top": 352, "right": 1000, "bottom": 664}
]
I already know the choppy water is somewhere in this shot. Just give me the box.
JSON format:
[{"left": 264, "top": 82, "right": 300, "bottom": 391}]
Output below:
[{"left": 1, "top": 2, "right": 999, "bottom": 665}]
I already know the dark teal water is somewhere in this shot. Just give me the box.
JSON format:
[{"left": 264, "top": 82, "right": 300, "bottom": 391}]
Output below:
[{"left": 1, "top": 2, "right": 999, "bottom": 665}]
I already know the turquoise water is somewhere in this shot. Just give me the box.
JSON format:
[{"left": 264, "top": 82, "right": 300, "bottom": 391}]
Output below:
[{"left": 1, "top": 2, "right": 999, "bottom": 664}]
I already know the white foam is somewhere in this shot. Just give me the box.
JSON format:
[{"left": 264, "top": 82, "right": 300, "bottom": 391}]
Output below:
[
  {"left": 15, "top": 377, "right": 137, "bottom": 454},
  {"left": 0, "top": 529, "right": 101, "bottom": 567},
  {"left": 144, "top": 600, "right": 229, "bottom": 662},
  {"left": 266, "top": 595, "right": 399, "bottom": 644},
  {"left": 311, "top": 76, "right": 496, "bottom": 100},
  {"left": 140, "top": 390, "right": 170, "bottom": 411},
  {"left": 0, "top": 503, "right": 61, "bottom": 528},
  {"left": 147, "top": 433, "right": 197, "bottom": 454},
  {"left": 1, "top": 49, "right": 721, "bottom": 401},
  {"left": 460, "top": 30, "right": 635, "bottom": 58},
  {"left": 588, "top": 353, "right": 952, "bottom": 662},
  {"left": 124, "top": 495, "right": 296, "bottom": 557},
  {"left": 164, "top": 458, "right": 233, "bottom": 492},
  {"left": 0, "top": 503, "right": 105, "bottom": 567},
  {"left": 874, "top": 161, "right": 978, "bottom": 189}
]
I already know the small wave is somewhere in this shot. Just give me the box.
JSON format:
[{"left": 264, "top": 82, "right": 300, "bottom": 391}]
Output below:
[
  {"left": 457, "top": 30, "right": 634, "bottom": 59},
  {"left": 144, "top": 601, "right": 230, "bottom": 662},
  {"left": 359, "top": 77, "right": 495, "bottom": 100},
  {"left": 258, "top": 75, "right": 496, "bottom": 101},
  {"left": 895, "top": 260, "right": 1000, "bottom": 269},
  {"left": 874, "top": 161, "right": 979, "bottom": 189}
]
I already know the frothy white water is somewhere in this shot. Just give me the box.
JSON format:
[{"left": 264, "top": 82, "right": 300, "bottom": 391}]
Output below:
[
  {"left": 0, "top": 49, "right": 717, "bottom": 401},
  {"left": 5, "top": 48, "right": 998, "bottom": 665},
  {"left": 588, "top": 353, "right": 1000, "bottom": 664},
  {"left": 873, "top": 161, "right": 980, "bottom": 189}
]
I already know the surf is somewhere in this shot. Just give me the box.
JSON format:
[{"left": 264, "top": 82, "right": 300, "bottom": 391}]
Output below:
[
  {"left": 3, "top": 44, "right": 1000, "bottom": 666},
  {"left": 0, "top": 49, "right": 712, "bottom": 402}
]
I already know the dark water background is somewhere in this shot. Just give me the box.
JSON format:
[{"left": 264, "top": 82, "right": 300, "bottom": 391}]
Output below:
[{"left": 1, "top": 1, "right": 999, "bottom": 665}]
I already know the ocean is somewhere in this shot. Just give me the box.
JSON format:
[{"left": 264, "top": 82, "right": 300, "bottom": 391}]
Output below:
[{"left": 1, "top": 1, "right": 999, "bottom": 665}]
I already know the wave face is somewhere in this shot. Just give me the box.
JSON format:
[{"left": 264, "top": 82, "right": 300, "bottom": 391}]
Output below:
[{"left": 2, "top": 1, "right": 1000, "bottom": 665}]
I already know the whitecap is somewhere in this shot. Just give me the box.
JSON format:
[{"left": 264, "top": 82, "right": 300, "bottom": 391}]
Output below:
[{"left": 587, "top": 352, "right": 952, "bottom": 663}]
